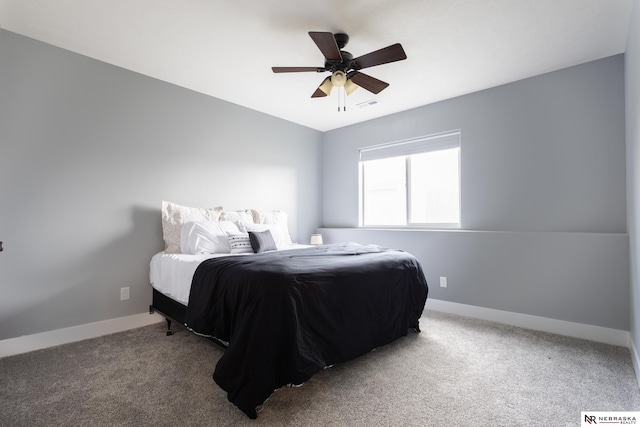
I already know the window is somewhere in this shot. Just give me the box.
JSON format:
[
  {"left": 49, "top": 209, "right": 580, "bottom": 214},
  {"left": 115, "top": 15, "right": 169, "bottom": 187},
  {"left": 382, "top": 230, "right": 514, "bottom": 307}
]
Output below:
[{"left": 359, "top": 131, "right": 461, "bottom": 228}]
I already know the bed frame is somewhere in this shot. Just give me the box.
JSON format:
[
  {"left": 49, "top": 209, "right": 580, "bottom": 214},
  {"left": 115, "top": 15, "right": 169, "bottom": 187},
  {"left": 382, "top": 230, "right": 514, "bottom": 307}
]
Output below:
[
  {"left": 149, "top": 288, "right": 228, "bottom": 349},
  {"left": 149, "top": 288, "right": 186, "bottom": 335}
]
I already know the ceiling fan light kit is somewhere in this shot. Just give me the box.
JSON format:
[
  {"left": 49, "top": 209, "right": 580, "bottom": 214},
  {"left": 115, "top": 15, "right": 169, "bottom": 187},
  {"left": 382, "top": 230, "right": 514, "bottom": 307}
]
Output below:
[{"left": 272, "top": 31, "right": 407, "bottom": 109}]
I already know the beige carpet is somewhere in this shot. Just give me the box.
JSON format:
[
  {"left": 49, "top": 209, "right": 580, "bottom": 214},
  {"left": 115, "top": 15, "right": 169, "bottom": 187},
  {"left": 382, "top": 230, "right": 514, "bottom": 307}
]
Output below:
[{"left": 1, "top": 310, "right": 638, "bottom": 426}]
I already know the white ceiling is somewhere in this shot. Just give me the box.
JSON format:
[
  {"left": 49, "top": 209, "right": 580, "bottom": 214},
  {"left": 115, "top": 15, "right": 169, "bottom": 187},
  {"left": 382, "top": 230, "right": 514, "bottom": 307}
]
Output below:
[{"left": 0, "top": 0, "right": 634, "bottom": 132}]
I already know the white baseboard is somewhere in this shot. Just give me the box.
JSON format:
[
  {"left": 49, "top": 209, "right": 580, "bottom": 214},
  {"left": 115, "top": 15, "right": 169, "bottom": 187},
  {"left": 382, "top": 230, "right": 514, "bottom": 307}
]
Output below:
[
  {"left": 630, "top": 335, "right": 640, "bottom": 389},
  {"left": 0, "top": 302, "right": 631, "bottom": 360},
  {"left": 0, "top": 312, "right": 164, "bottom": 358},
  {"left": 426, "top": 299, "right": 629, "bottom": 347}
]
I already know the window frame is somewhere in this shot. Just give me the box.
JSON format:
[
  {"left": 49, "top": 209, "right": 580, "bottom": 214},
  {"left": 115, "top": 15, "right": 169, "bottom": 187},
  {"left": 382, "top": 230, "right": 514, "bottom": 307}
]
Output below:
[{"left": 358, "top": 131, "right": 461, "bottom": 229}]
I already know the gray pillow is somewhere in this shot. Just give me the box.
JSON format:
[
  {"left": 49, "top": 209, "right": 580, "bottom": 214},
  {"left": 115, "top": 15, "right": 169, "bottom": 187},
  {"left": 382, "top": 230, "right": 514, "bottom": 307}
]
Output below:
[{"left": 248, "top": 230, "right": 277, "bottom": 253}]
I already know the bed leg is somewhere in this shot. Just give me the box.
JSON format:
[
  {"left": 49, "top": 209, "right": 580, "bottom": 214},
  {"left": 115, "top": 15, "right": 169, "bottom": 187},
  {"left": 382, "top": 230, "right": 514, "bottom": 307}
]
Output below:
[{"left": 165, "top": 318, "right": 173, "bottom": 336}]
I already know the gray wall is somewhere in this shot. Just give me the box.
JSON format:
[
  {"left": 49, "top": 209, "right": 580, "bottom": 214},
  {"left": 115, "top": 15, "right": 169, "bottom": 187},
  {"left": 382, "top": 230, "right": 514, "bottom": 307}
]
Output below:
[
  {"left": 321, "top": 55, "right": 629, "bottom": 330},
  {"left": 0, "top": 25, "right": 633, "bottom": 345},
  {"left": 0, "top": 30, "right": 322, "bottom": 340},
  {"left": 626, "top": 0, "right": 640, "bottom": 377},
  {"left": 318, "top": 228, "right": 628, "bottom": 330}
]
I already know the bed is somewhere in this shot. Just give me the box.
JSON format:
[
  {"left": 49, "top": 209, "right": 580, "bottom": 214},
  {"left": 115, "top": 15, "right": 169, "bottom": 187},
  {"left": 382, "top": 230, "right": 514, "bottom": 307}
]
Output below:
[{"left": 149, "top": 202, "right": 429, "bottom": 418}]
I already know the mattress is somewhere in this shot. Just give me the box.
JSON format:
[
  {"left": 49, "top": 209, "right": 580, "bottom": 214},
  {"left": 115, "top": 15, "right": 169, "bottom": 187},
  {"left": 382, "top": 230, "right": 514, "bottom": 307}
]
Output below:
[{"left": 149, "top": 245, "right": 309, "bottom": 305}]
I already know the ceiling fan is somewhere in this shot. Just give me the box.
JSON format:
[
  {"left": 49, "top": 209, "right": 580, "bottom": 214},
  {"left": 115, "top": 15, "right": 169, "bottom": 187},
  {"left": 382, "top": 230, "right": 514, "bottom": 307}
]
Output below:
[{"left": 272, "top": 32, "right": 407, "bottom": 99}]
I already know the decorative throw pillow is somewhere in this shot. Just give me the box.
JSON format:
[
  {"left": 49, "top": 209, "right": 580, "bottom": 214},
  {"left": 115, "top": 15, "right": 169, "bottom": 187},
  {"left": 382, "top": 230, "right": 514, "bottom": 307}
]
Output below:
[
  {"left": 227, "top": 233, "right": 253, "bottom": 254},
  {"left": 240, "top": 223, "right": 293, "bottom": 248},
  {"left": 248, "top": 230, "right": 277, "bottom": 253},
  {"left": 161, "top": 201, "right": 223, "bottom": 253}
]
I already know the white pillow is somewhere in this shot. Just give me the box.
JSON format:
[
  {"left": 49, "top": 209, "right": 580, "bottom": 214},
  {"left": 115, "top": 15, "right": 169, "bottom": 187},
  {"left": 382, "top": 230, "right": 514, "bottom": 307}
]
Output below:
[
  {"left": 254, "top": 210, "right": 288, "bottom": 225},
  {"left": 227, "top": 233, "right": 253, "bottom": 254},
  {"left": 162, "top": 201, "right": 223, "bottom": 253},
  {"left": 219, "top": 210, "right": 255, "bottom": 224},
  {"left": 180, "top": 221, "right": 241, "bottom": 254},
  {"left": 240, "top": 223, "right": 292, "bottom": 249}
]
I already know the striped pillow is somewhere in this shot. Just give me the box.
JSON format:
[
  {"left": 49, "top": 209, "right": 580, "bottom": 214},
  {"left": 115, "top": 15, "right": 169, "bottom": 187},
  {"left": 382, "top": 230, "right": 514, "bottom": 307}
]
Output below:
[{"left": 227, "top": 233, "right": 252, "bottom": 254}]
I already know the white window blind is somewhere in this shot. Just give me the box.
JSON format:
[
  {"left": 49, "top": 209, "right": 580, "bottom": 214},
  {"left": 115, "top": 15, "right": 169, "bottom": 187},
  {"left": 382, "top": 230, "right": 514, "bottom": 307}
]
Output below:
[{"left": 359, "top": 131, "right": 461, "bottom": 162}]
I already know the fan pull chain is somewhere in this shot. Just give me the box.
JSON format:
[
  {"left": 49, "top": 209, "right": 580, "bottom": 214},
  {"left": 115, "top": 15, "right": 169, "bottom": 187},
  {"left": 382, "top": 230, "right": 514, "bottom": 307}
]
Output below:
[
  {"left": 343, "top": 87, "right": 346, "bottom": 111},
  {"left": 337, "top": 87, "right": 346, "bottom": 112}
]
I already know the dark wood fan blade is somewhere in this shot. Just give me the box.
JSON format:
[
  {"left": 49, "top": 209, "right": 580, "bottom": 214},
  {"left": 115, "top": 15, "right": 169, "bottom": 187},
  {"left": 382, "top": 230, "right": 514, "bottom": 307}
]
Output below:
[
  {"left": 309, "top": 32, "right": 342, "bottom": 62},
  {"left": 311, "top": 88, "right": 328, "bottom": 98},
  {"left": 272, "top": 67, "right": 322, "bottom": 73},
  {"left": 354, "top": 43, "right": 407, "bottom": 70},
  {"left": 348, "top": 72, "right": 389, "bottom": 94}
]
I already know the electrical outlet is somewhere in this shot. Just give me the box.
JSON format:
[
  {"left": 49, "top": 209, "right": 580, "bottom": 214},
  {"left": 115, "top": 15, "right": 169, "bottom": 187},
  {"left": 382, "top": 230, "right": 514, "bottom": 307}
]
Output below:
[
  {"left": 120, "top": 287, "right": 130, "bottom": 301},
  {"left": 439, "top": 277, "right": 448, "bottom": 288}
]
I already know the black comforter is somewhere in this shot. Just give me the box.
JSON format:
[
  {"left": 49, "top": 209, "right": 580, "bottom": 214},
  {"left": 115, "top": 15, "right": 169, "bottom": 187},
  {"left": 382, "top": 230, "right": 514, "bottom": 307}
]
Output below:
[{"left": 184, "top": 243, "right": 428, "bottom": 418}]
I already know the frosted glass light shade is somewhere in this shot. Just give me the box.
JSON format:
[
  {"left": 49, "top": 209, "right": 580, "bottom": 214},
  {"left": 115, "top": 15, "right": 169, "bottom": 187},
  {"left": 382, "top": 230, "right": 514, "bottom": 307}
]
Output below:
[
  {"left": 331, "top": 70, "right": 346, "bottom": 87},
  {"left": 344, "top": 79, "right": 358, "bottom": 95},
  {"left": 319, "top": 77, "right": 333, "bottom": 96}
]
